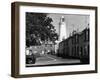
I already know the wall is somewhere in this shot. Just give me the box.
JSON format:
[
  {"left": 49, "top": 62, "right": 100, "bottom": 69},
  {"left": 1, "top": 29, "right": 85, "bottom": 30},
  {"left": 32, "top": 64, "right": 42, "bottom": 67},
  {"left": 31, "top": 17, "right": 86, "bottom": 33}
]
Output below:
[{"left": 0, "top": 0, "right": 99, "bottom": 80}]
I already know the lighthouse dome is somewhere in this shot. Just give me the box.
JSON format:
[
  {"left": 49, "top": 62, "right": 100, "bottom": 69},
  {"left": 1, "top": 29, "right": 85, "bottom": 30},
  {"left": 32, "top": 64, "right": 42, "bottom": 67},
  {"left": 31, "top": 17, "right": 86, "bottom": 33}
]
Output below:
[{"left": 60, "top": 16, "right": 65, "bottom": 22}]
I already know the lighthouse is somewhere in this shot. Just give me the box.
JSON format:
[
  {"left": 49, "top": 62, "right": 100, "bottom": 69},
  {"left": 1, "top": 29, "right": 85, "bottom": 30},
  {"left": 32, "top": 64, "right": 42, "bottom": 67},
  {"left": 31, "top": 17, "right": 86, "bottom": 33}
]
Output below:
[
  {"left": 59, "top": 16, "right": 67, "bottom": 41},
  {"left": 54, "top": 16, "right": 67, "bottom": 53},
  {"left": 55, "top": 16, "right": 67, "bottom": 53}
]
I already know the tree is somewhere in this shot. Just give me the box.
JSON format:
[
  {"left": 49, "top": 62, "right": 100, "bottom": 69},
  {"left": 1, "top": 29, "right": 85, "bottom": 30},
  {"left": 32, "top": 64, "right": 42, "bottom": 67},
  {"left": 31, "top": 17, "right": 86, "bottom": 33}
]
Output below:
[{"left": 26, "top": 12, "right": 58, "bottom": 47}]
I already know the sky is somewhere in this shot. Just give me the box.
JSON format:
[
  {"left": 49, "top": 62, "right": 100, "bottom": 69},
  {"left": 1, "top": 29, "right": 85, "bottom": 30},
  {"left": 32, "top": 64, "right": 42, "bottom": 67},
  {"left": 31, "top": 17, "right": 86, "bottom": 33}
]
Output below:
[{"left": 47, "top": 13, "right": 89, "bottom": 36}]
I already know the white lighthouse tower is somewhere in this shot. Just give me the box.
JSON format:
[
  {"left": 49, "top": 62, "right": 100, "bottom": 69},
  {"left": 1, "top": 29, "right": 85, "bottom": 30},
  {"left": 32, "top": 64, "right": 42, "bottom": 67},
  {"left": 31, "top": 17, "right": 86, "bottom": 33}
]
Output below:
[
  {"left": 55, "top": 16, "right": 67, "bottom": 53},
  {"left": 59, "top": 16, "right": 67, "bottom": 41}
]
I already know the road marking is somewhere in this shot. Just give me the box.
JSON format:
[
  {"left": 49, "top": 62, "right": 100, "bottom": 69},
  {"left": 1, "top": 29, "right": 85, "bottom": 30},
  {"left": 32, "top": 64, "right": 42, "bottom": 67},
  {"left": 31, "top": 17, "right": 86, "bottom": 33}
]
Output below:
[
  {"left": 46, "top": 55, "right": 56, "bottom": 60},
  {"left": 54, "top": 59, "right": 57, "bottom": 61},
  {"left": 46, "top": 55, "right": 58, "bottom": 62}
]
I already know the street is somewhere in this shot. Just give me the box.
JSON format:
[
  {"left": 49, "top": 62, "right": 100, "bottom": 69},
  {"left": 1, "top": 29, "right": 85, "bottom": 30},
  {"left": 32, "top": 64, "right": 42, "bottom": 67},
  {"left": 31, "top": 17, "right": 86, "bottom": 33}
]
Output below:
[{"left": 26, "top": 53, "right": 81, "bottom": 67}]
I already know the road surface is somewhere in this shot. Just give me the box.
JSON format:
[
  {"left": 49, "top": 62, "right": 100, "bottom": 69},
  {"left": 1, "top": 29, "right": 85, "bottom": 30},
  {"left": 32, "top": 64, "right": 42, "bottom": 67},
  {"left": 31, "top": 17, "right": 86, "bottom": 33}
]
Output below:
[{"left": 26, "top": 53, "right": 81, "bottom": 67}]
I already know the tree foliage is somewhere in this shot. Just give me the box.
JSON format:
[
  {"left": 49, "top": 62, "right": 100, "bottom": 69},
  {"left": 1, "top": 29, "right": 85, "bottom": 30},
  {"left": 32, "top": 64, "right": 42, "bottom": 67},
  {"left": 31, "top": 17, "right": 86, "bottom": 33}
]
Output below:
[{"left": 26, "top": 12, "right": 58, "bottom": 47}]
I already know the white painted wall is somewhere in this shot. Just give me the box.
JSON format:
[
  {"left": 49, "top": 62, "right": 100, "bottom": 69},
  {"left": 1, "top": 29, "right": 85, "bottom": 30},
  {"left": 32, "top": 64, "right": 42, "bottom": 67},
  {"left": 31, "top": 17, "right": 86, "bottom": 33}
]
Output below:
[{"left": 0, "top": 0, "right": 100, "bottom": 80}]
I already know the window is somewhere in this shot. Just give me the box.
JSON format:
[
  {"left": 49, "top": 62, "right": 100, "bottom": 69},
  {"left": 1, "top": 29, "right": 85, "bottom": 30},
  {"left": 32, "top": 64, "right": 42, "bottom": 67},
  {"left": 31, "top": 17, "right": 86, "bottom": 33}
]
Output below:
[
  {"left": 50, "top": 44, "right": 52, "bottom": 47},
  {"left": 77, "top": 46, "right": 79, "bottom": 56},
  {"left": 84, "top": 29, "right": 89, "bottom": 41},
  {"left": 86, "top": 30, "right": 89, "bottom": 41}
]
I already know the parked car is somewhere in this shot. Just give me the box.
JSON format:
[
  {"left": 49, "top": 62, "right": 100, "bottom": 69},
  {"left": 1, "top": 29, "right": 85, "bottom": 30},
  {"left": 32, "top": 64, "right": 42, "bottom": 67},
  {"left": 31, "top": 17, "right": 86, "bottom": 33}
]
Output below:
[{"left": 26, "top": 49, "right": 36, "bottom": 64}]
